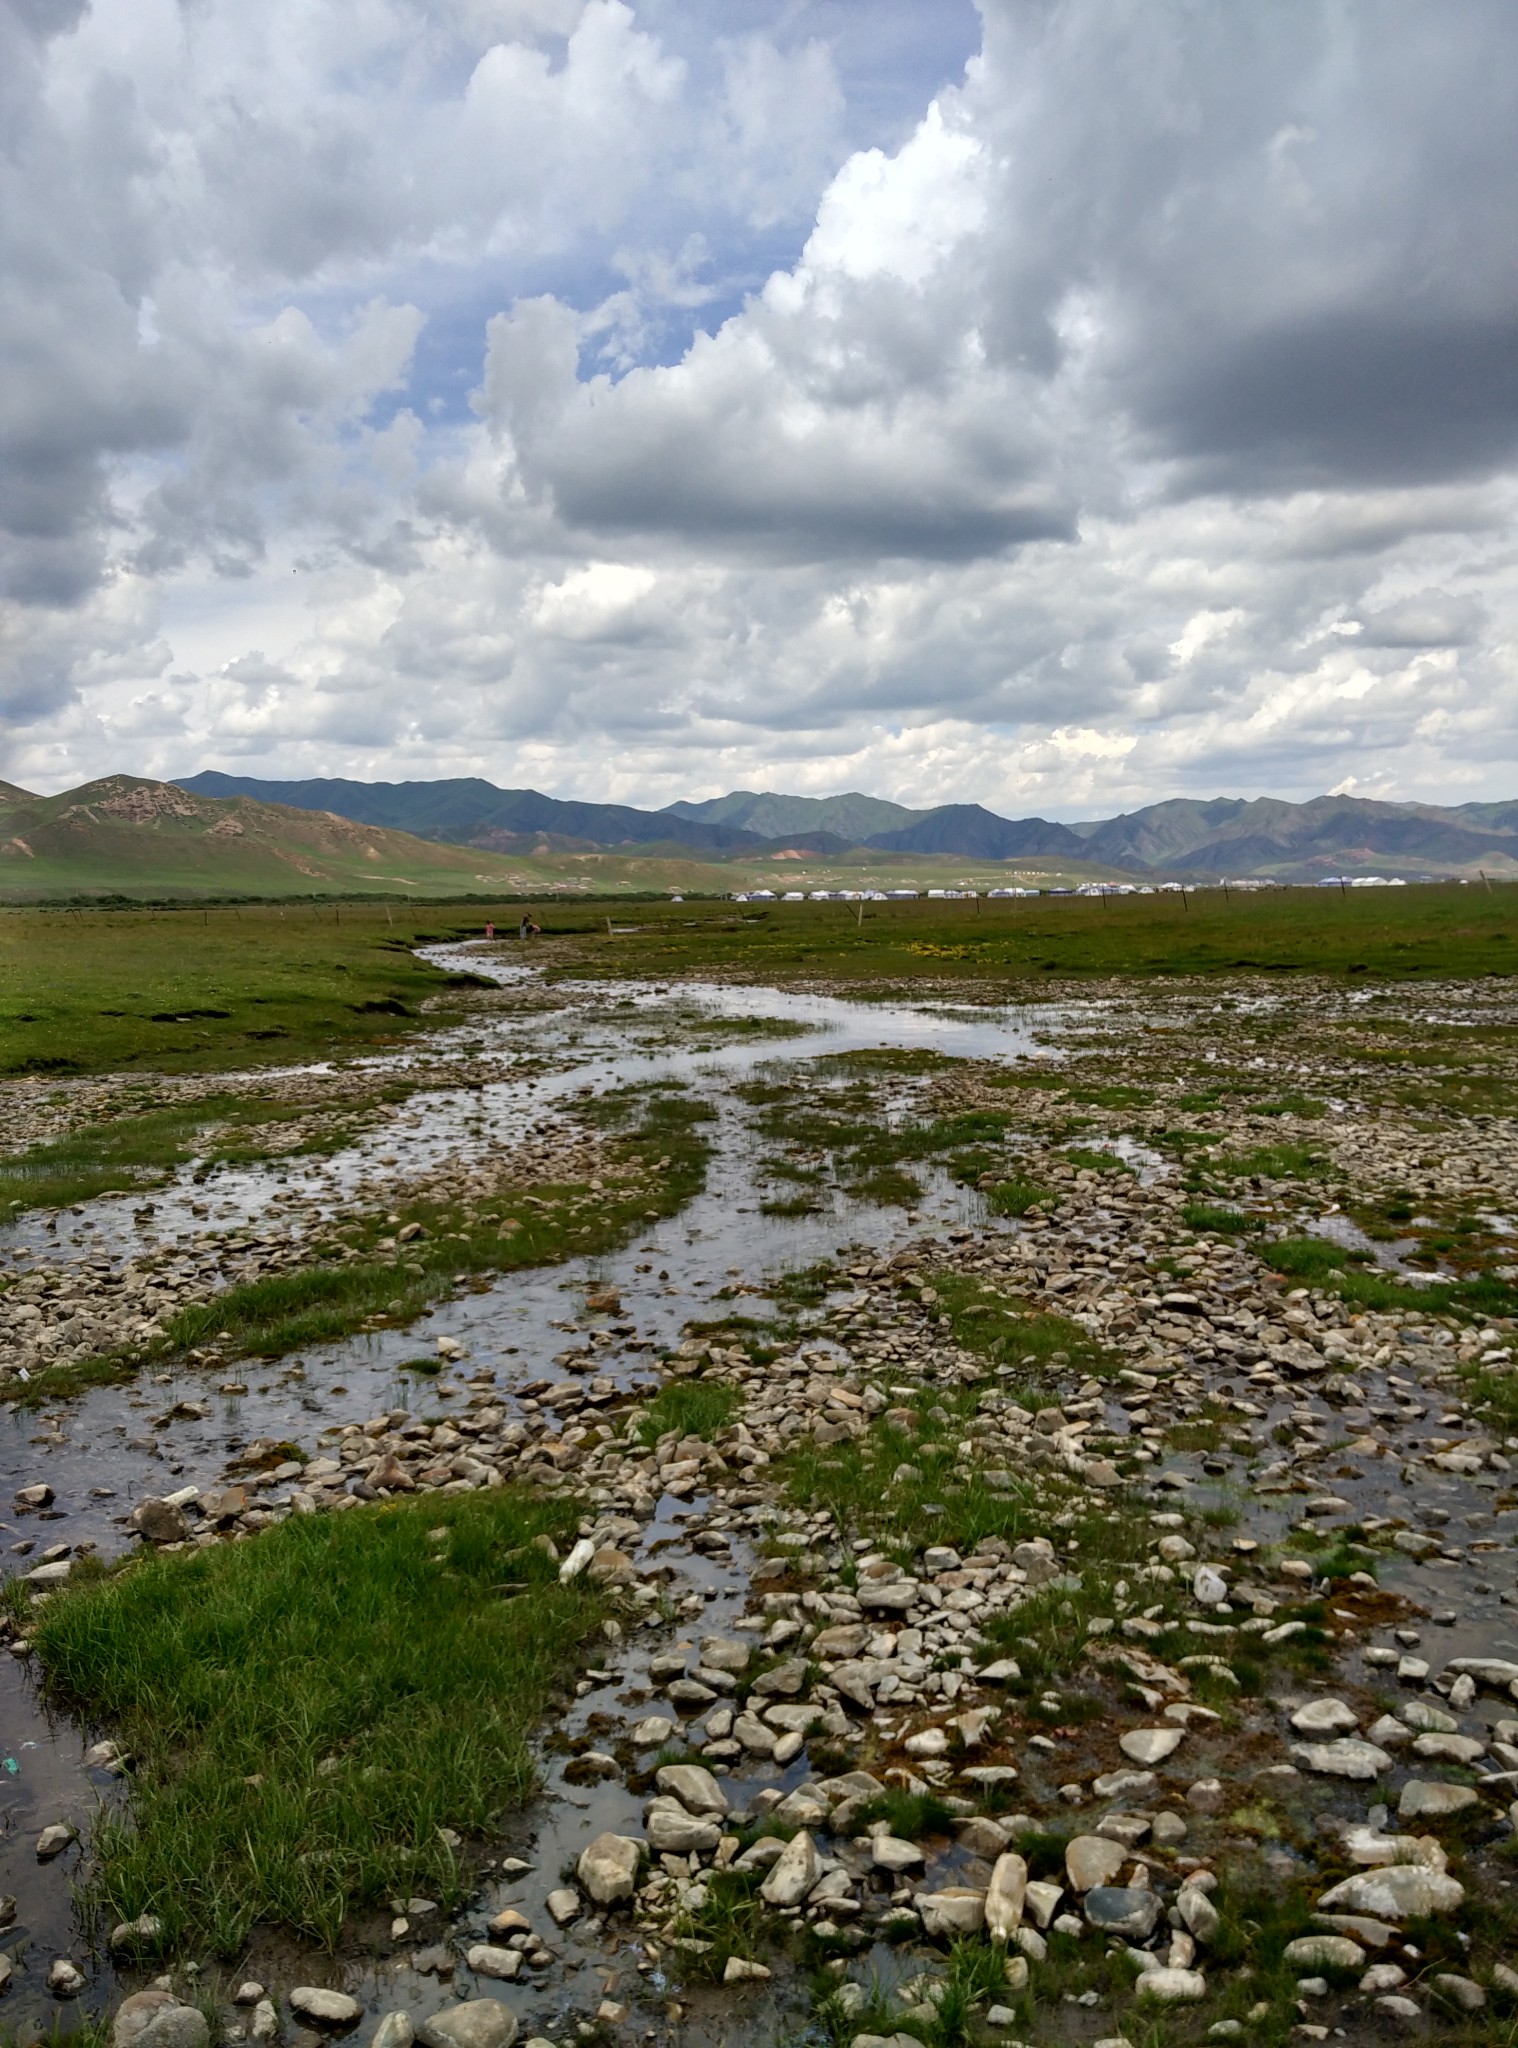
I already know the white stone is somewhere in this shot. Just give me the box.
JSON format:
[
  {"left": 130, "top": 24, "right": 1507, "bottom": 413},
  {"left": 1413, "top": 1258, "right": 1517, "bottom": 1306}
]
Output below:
[
  {"left": 1177, "top": 1886, "right": 1219, "bottom": 1943},
  {"left": 1119, "top": 1728, "right": 1183, "bottom": 1765},
  {"left": 1360, "top": 1965, "right": 1408, "bottom": 1993},
  {"left": 1411, "top": 1732, "right": 1485, "bottom": 1764},
  {"left": 114, "top": 1993, "right": 210, "bottom": 2048},
  {"left": 1284, "top": 1936, "right": 1364, "bottom": 1970},
  {"left": 1290, "top": 1739, "right": 1391, "bottom": 1780},
  {"left": 1136, "top": 1968, "right": 1206, "bottom": 2002},
  {"left": 722, "top": 1957, "right": 771, "bottom": 1984},
  {"left": 872, "top": 1837, "right": 923, "bottom": 1873},
  {"left": 1318, "top": 1867, "right": 1465, "bottom": 1919},
  {"left": 1065, "top": 1836, "right": 1126, "bottom": 1891},
  {"left": 1024, "top": 1880, "right": 1064, "bottom": 1928},
  {"left": 1289, "top": 1698, "right": 1359, "bottom": 1736},
  {"left": 418, "top": 2002, "right": 519, "bottom": 2048},
  {"left": 291, "top": 1990, "right": 363, "bottom": 2027},
  {"left": 465, "top": 1947, "right": 521, "bottom": 1982},
  {"left": 1398, "top": 1780, "right": 1480, "bottom": 1820},
  {"left": 985, "top": 1853, "right": 1028, "bottom": 1941},
  {"left": 760, "top": 1830, "right": 820, "bottom": 1907},
  {"left": 577, "top": 1832, "right": 641, "bottom": 1904},
  {"left": 1432, "top": 1973, "right": 1486, "bottom": 2012},
  {"left": 1446, "top": 1657, "right": 1518, "bottom": 1687},
  {"left": 655, "top": 1764, "right": 728, "bottom": 1814},
  {"left": 915, "top": 1888, "right": 987, "bottom": 1938}
]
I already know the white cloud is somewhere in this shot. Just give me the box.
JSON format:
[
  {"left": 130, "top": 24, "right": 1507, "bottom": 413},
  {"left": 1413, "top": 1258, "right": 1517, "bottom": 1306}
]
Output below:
[{"left": 5, "top": 0, "right": 1518, "bottom": 816}]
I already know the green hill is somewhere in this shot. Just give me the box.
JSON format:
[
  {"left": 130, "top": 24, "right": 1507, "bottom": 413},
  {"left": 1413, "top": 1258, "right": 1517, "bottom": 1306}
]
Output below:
[
  {"left": 0, "top": 777, "right": 544, "bottom": 901},
  {"left": 665, "top": 788, "right": 917, "bottom": 840}
]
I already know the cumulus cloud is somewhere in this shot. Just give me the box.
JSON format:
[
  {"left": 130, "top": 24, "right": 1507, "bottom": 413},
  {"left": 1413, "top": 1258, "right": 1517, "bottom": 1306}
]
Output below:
[{"left": 4, "top": 0, "right": 1518, "bottom": 813}]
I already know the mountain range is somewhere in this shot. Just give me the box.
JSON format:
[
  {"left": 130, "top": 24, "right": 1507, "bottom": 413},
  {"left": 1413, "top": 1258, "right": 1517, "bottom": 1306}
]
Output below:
[{"left": 178, "top": 772, "right": 1518, "bottom": 880}]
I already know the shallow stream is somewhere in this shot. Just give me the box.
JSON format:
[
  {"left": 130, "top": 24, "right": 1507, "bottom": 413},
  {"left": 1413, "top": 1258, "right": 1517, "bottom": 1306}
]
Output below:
[{"left": 2, "top": 957, "right": 1514, "bottom": 2045}]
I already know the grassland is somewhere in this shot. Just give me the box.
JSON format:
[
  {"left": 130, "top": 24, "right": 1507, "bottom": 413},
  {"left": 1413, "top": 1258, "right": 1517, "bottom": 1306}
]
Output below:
[
  {"left": 0, "top": 904, "right": 491, "bottom": 1077},
  {"left": 4, "top": 884, "right": 1514, "bottom": 1091},
  {"left": 14, "top": 1489, "right": 606, "bottom": 1954},
  {"left": 551, "top": 878, "right": 1518, "bottom": 984}
]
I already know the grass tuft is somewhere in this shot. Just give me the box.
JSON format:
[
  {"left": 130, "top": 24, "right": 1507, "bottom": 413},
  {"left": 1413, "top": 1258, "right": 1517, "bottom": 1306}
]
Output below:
[
  {"left": 634, "top": 1379, "right": 741, "bottom": 1446},
  {"left": 25, "top": 1489, "right": 606, "bottom": 1955}
]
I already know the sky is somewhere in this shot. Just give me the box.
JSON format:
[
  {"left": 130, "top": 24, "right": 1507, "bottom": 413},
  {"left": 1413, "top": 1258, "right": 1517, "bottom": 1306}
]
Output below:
[{"left": 4, "top": 0, "right": 1518, "bottom": 817}]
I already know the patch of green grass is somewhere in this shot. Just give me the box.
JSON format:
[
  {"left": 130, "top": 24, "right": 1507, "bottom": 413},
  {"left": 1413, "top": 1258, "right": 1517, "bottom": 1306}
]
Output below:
[
  {"left": 930, "top": 1111, "right": 1015, "bottom": 1146},
  {"left": 1263, "top": 1235, "right": 1518, "bottom": 1320},
  {"left": 930, "top": 1274, "right": 1118, "bottom": 1383},
  {"left": 761, "top": 1156, "right": 827, "bottom": 1185},
  {"left": 848, "top": 1163, "right": 923, "bottom": 1206},
  {"left": 751, "top": 1090, "right": 1019, "bottom": 1211},
  {"left": 1164, "top": 1400, "right": 1233, "bottom": 1453},
  {"left": 779, "top": 1384, "right": 1037, "bottom": 1559},
  {"left": 944, "top": 1147, "right": 999, "bottom": 1186},
  {"left": 1204, "top": 1141, "right": 1329, "bottom": 1182},
  {"left": 853, "top": 1789, "right": 956, "bottom": 1841},
  {"left": 811, "top": 1048, "right": 962, "bottom": 1075},
  {"left": 634, "top": 1379, "right": 741, "bottom": 1446},
  {"left": 1292, "top": 1537, "right": 1377, "bottom": 1581},
  {"left": 1254, "top": 1092, "right": 1325, "bottom": 1117},
  {"left": 984, "top": 1178, "right": 1054, "bottom": 1217},
  {"left": 1064, "top": 1083, "right": 1152, "bottom": 1108},
  {"left": 1465, "top": 1360, "right": 1518, "bottom": 1433},
  {"left": 1062, "top": 1144, "right": 1134, "bottom": 1175},
  {"left": 769, "top": 1261, "right": 839, "bottom": 1309},
  {"left": 669, "top": 1868, "right": 766, "bottom": 1981},
  {"left": 919, "top": 1939, "right": 1016, "bottom": 2046},
  {"left": 978, "top": 1504, "right": 1189, "bottom": 1684},
  {"left": 812, "top": 1975, "right": 904, "bottom": 2048},
  {"left": 1180, "top": 1201, "right": 1259, "bottom": 1234},
  {"left": 23, "top": 1488, "right": 606, "bottom": 1955},
  {"left": 1004, "top": 1823, "right": 1073, "bottom": 1880}
]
